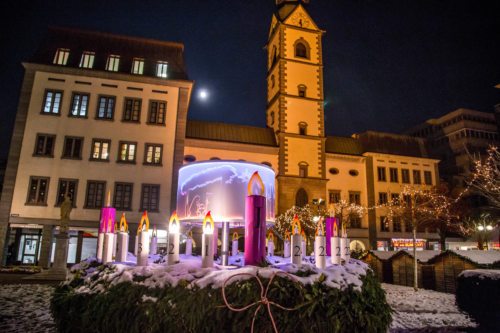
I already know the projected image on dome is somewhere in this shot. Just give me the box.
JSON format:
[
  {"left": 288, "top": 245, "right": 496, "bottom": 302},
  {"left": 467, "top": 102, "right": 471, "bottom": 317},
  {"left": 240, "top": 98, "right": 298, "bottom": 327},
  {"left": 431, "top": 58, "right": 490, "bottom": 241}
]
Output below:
[{"left": 176, "top": 161, "right": 275, "bottom": 223}]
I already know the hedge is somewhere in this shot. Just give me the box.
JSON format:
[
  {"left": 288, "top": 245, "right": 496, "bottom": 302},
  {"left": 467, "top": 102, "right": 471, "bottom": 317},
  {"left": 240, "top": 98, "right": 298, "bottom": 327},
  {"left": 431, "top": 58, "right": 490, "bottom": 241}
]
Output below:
[{"left": 51, "top": 260, "right": 392, "bottom": 333}]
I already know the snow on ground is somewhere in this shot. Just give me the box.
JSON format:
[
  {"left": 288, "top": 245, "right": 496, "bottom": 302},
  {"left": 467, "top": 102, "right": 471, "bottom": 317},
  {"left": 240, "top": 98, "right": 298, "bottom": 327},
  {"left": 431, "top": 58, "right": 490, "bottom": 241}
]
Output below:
[
  {"left": 383, "top": 283, "right": 477, "bottom": 331},
  {"left": 0, "top": 284, "right": 56, "bottom": 333}
]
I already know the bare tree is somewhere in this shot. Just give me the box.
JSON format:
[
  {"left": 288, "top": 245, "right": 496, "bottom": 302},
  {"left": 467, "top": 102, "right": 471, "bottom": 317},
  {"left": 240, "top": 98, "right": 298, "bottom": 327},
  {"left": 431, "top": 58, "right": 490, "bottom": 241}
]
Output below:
[{"left": 466, "top": 145, "right": 500, "bottom": 211}]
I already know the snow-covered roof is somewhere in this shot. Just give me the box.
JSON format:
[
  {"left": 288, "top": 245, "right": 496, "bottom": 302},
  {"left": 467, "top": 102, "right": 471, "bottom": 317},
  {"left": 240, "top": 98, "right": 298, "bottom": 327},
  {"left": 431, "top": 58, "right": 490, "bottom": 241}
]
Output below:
[
  {"left": 369, "top": 251, "right": 398, "bottom": 260},
  {"left": 447, "top": 250, "right": 500, "bottom": 265},
  {"left": 459, "top": 269, "right": 500, "bottom": 280},
  {"left": 398, "top": 250, "right": 441, "bottom": 263}
]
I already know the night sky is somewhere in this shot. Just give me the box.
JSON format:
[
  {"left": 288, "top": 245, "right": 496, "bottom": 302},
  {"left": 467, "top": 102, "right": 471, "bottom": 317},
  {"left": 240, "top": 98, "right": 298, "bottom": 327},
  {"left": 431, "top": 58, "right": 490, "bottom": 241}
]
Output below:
[{"left": 1, "top": 0, "right": 499, "bottom": 160}]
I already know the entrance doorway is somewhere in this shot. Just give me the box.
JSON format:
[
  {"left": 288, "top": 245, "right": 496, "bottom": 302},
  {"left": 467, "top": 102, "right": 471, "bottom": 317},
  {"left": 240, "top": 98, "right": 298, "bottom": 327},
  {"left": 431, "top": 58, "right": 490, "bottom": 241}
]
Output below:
[{"left": 18, "top": 234, "right": 41, "bottom": 264}]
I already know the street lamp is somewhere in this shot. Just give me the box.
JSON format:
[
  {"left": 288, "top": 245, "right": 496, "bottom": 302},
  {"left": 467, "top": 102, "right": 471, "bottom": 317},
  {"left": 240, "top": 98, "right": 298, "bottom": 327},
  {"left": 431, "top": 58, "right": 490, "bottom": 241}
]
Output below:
[{"left": 476, "top": 223, "right": 494, "bottom": 250}]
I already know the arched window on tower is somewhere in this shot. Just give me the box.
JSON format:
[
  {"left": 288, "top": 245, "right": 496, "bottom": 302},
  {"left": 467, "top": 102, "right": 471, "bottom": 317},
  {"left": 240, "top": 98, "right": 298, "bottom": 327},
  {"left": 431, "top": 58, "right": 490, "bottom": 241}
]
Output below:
[
  {"left": 298, "top": 161, "right": 308, "bottom": 177},
  {"left": 271, "top": 46, "right": 278, "bottom": 66},
  {"left": 270, "top": 111, "right": 275, "bottom": 126},
  {"left": 296, "top": 188, "right": 308, "bottom": 207},
  {"left": 271, "top": 74, "right": 275, "bottom": 88},
  {"left": 294, "top": 39, "right": 310, "bottom": 59},
  {"left": 298, "top": 122, "right": 307, "bottom": 135},
  {"left": 298, "top": 84, "right": 307, "bottom": 97}
]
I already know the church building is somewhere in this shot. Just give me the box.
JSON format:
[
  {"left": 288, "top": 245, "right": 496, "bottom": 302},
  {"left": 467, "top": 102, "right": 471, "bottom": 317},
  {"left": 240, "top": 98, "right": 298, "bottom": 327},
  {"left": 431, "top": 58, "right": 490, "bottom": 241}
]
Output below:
[{"left": 0, "top": 0, "right": 439, "bottom": 265}]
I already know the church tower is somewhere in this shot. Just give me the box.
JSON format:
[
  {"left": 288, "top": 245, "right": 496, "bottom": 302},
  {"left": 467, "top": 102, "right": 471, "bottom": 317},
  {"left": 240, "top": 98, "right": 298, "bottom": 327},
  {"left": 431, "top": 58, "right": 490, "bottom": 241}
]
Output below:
[{"left": 266, "top": 0, "right": 327, "bottom": 213}]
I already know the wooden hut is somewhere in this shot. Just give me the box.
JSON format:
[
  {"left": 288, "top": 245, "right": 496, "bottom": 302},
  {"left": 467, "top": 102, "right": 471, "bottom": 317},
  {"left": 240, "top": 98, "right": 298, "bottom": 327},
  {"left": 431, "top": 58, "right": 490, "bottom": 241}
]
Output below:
[
  {"left": 363, "top": 251, "right": 397, "bottom": 283},
  {"left": 391, "top": 250, "right": 440, "bottom": 289},
  {"left": 428, "top": 250, "right": 500, "bottom": 293}
]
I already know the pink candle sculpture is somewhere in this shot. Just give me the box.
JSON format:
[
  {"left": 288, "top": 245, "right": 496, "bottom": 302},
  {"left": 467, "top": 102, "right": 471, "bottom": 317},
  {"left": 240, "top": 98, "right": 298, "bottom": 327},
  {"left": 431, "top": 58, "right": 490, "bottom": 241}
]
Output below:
[{"left": 244, "top": 171, "right": 267, "bottom": 266}]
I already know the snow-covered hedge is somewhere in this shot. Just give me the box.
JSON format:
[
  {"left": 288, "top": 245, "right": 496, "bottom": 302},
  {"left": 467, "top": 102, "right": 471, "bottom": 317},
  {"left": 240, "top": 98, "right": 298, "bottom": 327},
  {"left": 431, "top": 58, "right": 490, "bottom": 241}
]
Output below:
[
  {"left": 51, "top": 259, "right": 392, "bottom": 333},
  {"left": 456, "top": 269, "right": 500, "bottom": 330}
]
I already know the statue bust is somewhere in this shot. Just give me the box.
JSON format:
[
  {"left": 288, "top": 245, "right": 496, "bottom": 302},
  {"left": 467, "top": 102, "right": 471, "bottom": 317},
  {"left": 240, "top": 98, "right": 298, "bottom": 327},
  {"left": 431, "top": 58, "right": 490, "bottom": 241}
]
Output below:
[{"left": 60, "top": 195, "right": 72, "bottom": 233}]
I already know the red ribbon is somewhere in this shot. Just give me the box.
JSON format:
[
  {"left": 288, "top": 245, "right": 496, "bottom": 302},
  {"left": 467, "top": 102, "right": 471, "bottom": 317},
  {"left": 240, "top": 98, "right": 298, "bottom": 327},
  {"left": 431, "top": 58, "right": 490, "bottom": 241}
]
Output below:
[{"left": 221, "top": 271, "right": 304, "bottom": 333}]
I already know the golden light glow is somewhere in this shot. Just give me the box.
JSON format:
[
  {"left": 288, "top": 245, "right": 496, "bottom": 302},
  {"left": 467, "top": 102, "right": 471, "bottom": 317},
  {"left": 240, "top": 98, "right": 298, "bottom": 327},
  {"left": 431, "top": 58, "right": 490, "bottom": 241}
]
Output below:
[
  {"left": 187, "top": 230, "right": 193, "bottom": 239},
  {"left": 119, "top": 213, "right": 128, "bottom": 232},
  {"left": 247, "top": 171, "right": 265, "bottom": 196},
  {"left": 315, "top": 217, "right": 324, "bottom": 236},
  {"left": 232, "top": 231, "right": 239, "bottom": 241},
  {"left": 334, "top": 220, "right": 338, "bottom": 237},
  {"left": 137, "top": 211, "right": 150, "bottom": 235},
  {"left": 169, "top": 211, "right": 180, "bottom": 234},
  {"left": 285, "top": 230, "right": 290, "bottom": 241},
  {"left": 267, "top": 230, "right": 274, "bottom": 243},
  {"left": 291, "top": 214, "right": 301, "bottom": 235},
  {"left": 203, "top": 211, "right": 215, "bottom": 235}
]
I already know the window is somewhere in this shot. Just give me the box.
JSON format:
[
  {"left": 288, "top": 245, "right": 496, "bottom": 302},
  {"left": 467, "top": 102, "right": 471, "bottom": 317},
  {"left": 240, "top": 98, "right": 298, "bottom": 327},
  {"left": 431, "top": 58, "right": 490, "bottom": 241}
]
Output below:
[
  {"left": 96, "top": 96, "right": 115, "bottom": 120},
  {"left": 393, "top": 217, "right": 402, "bottom": 232},
  {"left": 377, "top": 167, "right": 386, "bottom": 182},
  {"left": 270, "top": 111, "right": 275, "bottom": 126},
  {"left": 380, "top": 217, "right": 390, "bottom": 232},
  {"left": 299, "top": 162, "right": 308, "bottom": 177},
  {"left": 90, "top": 139, "right": 110, "bottom": 161},
  {"left": 56, "top": 179, "right": 78, "bottom": 207},
  {"left": 378, "top": 192, "right": 388, "bottom": 205},
  {"left": 298, "top": 85, "right": 307, "bottom": 97},
  {"left": 156, "top": 61, "right": 168, "bottom": 78},
  {"left": 42, "top": 90, "right": 63, "bottom": 115},
  {"left": 299, "top": 122, "right": 307, "bottom": 135},
  {"left": 118, "top": 141, "right": 137, "bottom": 163},
  {"left": 295, "top": 188, "right": 308, "bottom": 207},
  {"left": 349, "top": 169, "right": 359, "bottom": 176},
  {"left": 69, "top": 92, "right": 89, "bottom": 117},
  {"left": 140, "top": 184, "right": 160, "bottom": 212},
  {"left": 114, "top": 182, "right": 133, "bottom": 211},
  {"left": 349, "top": 192, "right": 361, "bottom": 205},
  {"left": 391, "top": 193, "right": 400, "bottom": 203},
  {"left": 53, "top": 48, "right": 70, "bottom": 65},
  {"left": 144, "top": 143, "right": 163, "bottom": 165},
  {"left": 329, "top": 168, "right": 339, "bottom": 175},
  {"left": 328, "top": 190, "right": 341, "bottom": 204},
  {"left": 131, "top": 58, "right": 145, "bottom": 75},
  {"left": 401, "top": 169, "right": 410, "bottom": 183},
  {"left": 26, "top": 176, "right": 49, "bottom": 205},
  {"left": 106, "top": 55, "right": 120, "bottom": 72},
  {"left": 148, "top": 100, "right": 166, "bottom": 124},
  {"left": 389, "top": 168, "right": 398, "bottom": 183},
  {"left": 123, "top": 98, "right": 142, "bottom": 122},
  {"left": 350, "top": 214, "right": 362, "bottom": 228},
  {"left": 79, "top": 51, "right": 95, "bottom": 69},
  {"left": 84, "top": 181, "right": 106, "bottom": 209},
  {"left": 184, "top": 155, "right": 196, "bottom": 163},
  {"left": 424, "top": 171, "right": 432, "bottom": 185},
  {"left": 295, "top": 41, "right": 308, "bottom": 58},
  {"left": 413, "top": 170, "right": 421, "bottom": 184},
  {"left": 62, "top": 137, "right": 83, "bottom": 159},
  {"left": 33, "top": 134, "right": 55, "bottom": 157}
]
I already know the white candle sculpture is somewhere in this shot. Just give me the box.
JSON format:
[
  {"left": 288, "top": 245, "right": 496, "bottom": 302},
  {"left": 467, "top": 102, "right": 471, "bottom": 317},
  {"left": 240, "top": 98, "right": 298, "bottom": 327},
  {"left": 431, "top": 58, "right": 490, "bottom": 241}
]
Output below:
[
  {"left": 314, "top": 217, "right": 326, "bottom": 269},
  {"left": 134, "top": 235, "right": 138, "bottom": 257},
  {"left": 301, "top": 230, "right": 307, "bottom": 259},
  {"left": 150, "top": 225, "right": 158, "bottom": 255},
  {"left": 291, "top": 215, "right": 302, "bottom": 266},
  {"left": 168, "top": 212, "right": 180, "bottom": 265},
  {"left": 331, "top": 221, "right": 341, "bottom": 265},
  {"left": 97, "top": 232, "right": 104, "bottom": 262},
  {"left": 185, "top": 230, "right": 193, "bottom": 256},
  {"left": 137, "top": 211, "right": 150, "bottom": 266},
  {"left": 232, "top": 232, "right": 239, "bottom": 256},
  {"left": 283, "top": 231, "right": 291, "bottom": 258},
  {"left": 341, "top": 224, "right": 350, "bottom": 263},
  {"left": 112, "top": 222, "right": 118, "bottom": 259},
  {"left": 116, "top": 213, "right": 129, "bottom": 262},
  {"left": 267, "top": 232, "right": 275, "bottom": 257},
  {"left": 102, "top": 217, "right": 115, "bottom": 264},
  {"left": 202, "top": 211, "right": 215, "bottom": 268}
]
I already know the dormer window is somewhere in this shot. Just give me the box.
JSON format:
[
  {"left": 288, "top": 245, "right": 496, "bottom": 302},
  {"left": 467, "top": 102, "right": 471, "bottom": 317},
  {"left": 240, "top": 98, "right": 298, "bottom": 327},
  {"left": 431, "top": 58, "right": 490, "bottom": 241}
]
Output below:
[
  {"left": 53, "top": 48, "right": 70, "bottom": 65},
  {"left": 156, "top": 61, "right": 168, "bottom": 78},
  {"left": 131, "top": 58, "right": 145, "bottom": 75},
  {"left": 79, "top": 51, "right": 95, "bottom": 69},
  {"left": 298, "top": 84, "right": 307, "bottom": 97},
  {"left": 106, "top": 55, "right": 120, "bottom": 72}
]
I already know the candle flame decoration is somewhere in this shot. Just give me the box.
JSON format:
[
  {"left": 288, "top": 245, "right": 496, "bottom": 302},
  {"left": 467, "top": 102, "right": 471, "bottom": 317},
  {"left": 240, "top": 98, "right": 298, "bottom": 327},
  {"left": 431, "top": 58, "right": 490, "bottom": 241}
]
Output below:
[
  {"left": 301, "top": 230, "right": 306, "bottom": 238},
  {"left": 152, "top": 224, "right": 157, "bottom": 237},
  {"left": 106, "top": 190, "right": 111, "bottom": 207},
  {"left": 119, "top": 213, "right": 128, "bottom": 232},
  {"left": 107, "top": 216, "right": 113, "bottom": 233},
  {"left": 232, "top": 231, "right": 239, "bottom": 241},
  {"left": 114, "top": 221, "right": 119, "bottom": 233},
  {"left": 137, "top": 211, "right": 150, "bottom": 235},
  {"left": 285, "top": 230, "right": 291, "bottom": 241},
  {"left": 187, "top": 230, "right": 193, "bottom": 239},
  {"left": 341, "top": 223, "right": 347, "bottom": 237},
  {"left": 267, "top": 230, "right": 274, "bottom": 243},
  {"left": 291, "top": 214, "right": 301, "bottom": 235},
  {"left": 333, "top": 220, "right": 339, "bottom": 237},
  {"left": 203, "top": 211, "right": 215, "bottom": 235},
  {"left": 315, "top": 217, "right": 324, "bottom": 236},
  {"left": 247, "top": 171, "right": 265, "bottom": 196},
  {"left": 169, "top": 212, "right": 180, "bottom": 234}
]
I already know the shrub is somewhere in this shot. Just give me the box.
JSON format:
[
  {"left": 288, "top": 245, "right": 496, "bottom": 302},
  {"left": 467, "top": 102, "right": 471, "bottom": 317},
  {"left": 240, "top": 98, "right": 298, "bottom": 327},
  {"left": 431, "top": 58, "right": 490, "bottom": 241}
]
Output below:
[
  {"left": 51, "top": 261, "right": 392, "bottom": 333},
  {"left": 456, "top": 270, "right": 500, "bottom": 330}
]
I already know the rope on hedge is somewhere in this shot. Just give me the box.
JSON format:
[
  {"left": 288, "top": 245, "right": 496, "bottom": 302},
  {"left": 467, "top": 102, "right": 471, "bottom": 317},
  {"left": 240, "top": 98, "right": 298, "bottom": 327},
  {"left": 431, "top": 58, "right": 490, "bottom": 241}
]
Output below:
[{"left": 220, "top": 271, "right": 306, "bottom": 333}]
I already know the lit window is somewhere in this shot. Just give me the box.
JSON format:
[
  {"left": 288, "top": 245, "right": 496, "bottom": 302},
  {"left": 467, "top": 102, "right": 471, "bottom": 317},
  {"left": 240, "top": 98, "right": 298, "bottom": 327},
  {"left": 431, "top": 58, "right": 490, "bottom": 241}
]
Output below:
[
  {"left": 148, "top": 100, "right": 166, "bottom": 124},
  {"left": 144, "top": 143, "right": 163, "bottom": 165},
  {"left": 118, "top": 141, "right": 137, "bottom": 163},
  {"left": 131, "top": 58, "right": 145, "bottom": 75},
  {"left": 96, "top": 96, "right": 115, "bottom": 120},
  {"left": 70, "top": 93, "right": 89, "bottom": 117},
  {"left": 53, "top": 48, "right": 70, "bottom": 65},
  {"left": 123, "top": 98, "right": 142, "bottom": 122},
  {"left": 156, "top": 61, "right": 168, "bottom": 78},
  {"left": 42, "top": 90, "right": 63, "bottom": 115},
  {"left": 90, "top": 139, "right": 110, "bottom": 161},
  {"left": 79, "top": 51, "right": 95, "bottom": 69},
  {"left": 106, "top": 55, "right": 120, "bottom": 72}
]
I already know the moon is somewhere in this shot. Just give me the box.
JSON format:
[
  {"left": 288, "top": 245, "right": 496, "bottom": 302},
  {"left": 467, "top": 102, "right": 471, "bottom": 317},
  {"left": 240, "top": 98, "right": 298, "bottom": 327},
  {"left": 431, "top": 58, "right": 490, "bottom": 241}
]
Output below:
[{"left": 198, "top": 89, "right": 208, "bottom": 100}]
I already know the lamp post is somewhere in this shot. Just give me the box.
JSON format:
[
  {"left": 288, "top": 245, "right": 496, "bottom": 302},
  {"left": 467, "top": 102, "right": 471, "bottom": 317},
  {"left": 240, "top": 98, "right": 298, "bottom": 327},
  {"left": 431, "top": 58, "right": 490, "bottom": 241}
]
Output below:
[{"left": 477, "top": 223, "right": 494, "bottom": 250}]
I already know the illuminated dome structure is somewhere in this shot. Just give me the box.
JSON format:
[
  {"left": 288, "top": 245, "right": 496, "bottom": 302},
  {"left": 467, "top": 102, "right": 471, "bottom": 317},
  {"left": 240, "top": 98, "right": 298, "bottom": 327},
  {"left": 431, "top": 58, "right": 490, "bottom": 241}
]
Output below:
[{"left": 176, "top": 161, "right": 275, "bottom": 225}]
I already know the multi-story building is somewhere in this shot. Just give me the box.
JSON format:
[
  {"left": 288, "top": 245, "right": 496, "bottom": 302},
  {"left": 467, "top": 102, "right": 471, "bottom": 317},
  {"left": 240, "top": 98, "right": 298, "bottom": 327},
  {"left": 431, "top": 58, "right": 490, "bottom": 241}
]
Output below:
[{"left": 0, "top": 0, "right": 440, "bottom": 265}]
